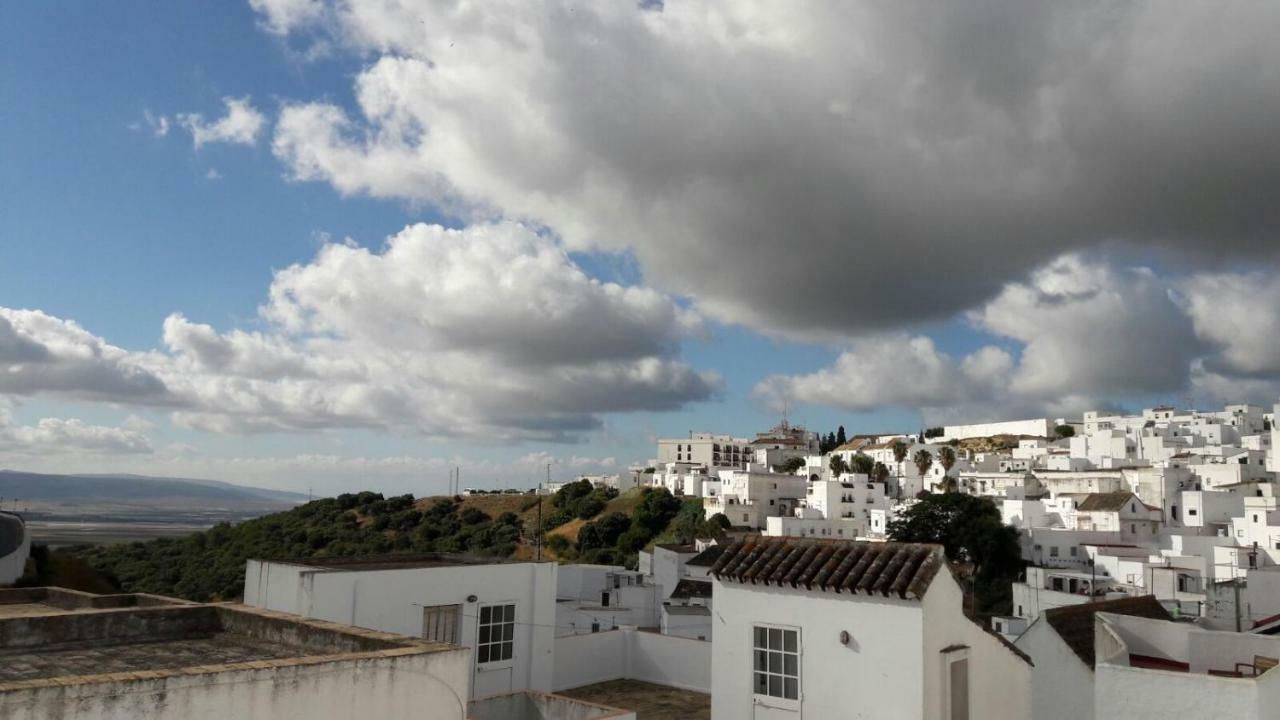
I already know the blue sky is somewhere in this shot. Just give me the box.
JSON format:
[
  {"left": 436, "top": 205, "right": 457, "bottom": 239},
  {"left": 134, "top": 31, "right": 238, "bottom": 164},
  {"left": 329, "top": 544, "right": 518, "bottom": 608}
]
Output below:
[{"left": 2, "top": 1, "right": 1278, "bottom": 494}]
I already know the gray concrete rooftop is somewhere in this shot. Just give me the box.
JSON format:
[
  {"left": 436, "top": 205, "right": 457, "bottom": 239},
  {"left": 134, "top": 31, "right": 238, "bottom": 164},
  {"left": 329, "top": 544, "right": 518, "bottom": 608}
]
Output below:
[{"left": 0, "top": 634, "right": 308, "bottom": 683}]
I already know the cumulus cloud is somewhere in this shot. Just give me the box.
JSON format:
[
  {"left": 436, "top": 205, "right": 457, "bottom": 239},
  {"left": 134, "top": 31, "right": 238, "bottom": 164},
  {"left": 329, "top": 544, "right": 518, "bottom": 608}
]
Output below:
[
  {"left": 179, "top": 97, "right": 266, "bottom": 149},
  {"left": 259, "top": 0, "right": 1280, "bottom": 339},
  {"left": 1183, "top": 271, "right": 1280, "bottom": 378},
  {"left": 150, "top": 222, "right": 716, "bottom": 438},
  {"left": 0, "top": 309, "right": 168, "bottom": 402},
  {"left": 249, "top": 0, "right": 324, "bottom": 35},
  {"left": 0, "top": 412, "right": 153, "bottom": 455},
  {"left": 756, "top": 255, "right": 1228, "bottom": 421},
  {"left": 0, "top": 223, "right": 716, "bottom": 441},
  {"left": 971, "top": 255, "right": 1202, "bottom": 399}
]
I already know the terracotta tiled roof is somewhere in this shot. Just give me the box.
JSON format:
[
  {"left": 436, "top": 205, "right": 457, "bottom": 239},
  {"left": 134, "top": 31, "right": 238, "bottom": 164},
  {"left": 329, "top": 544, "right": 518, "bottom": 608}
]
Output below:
[
  {"left": 709, "top": 538, "right": 944, "bottom": 601},
  {"left": 1043, "top": 595, "right": 1172, "bottom": 668},
  {"left": 1075, "top": 492, "right": 1138, "bottom": 512}
]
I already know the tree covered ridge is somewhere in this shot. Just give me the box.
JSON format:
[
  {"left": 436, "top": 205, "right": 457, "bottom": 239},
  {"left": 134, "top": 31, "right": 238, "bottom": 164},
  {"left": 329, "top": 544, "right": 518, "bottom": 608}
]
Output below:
[{"left": 68, "top": 484, "right": 719, "bottom": 603}]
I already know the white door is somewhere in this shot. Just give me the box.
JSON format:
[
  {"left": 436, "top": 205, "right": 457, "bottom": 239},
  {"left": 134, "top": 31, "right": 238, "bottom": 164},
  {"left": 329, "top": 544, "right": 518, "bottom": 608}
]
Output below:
[
  {"left": 752, "top": 625, "right": 801, "bottom": 720},
  {"left": 472, "top": 602, "right": 516, "bottom": 698}
]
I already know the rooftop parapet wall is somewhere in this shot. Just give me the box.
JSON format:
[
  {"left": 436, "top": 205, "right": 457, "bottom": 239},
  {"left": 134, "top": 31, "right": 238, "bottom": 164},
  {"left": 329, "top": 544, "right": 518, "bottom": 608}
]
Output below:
[
  {"left": 0, "top": 604, "right": 221, "bottom": 651},
  {"left": 0, "top": 602, "right": 471, "bottom": 720},
  {"left": 0, "top": 586, "right": 190, "bottom": 611}
]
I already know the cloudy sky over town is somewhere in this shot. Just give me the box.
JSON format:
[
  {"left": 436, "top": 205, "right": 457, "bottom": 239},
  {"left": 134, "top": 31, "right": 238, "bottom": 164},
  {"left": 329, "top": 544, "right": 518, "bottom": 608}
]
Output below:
[{"left": 3, "top": 1, "right": 1280, "bottom": 493}]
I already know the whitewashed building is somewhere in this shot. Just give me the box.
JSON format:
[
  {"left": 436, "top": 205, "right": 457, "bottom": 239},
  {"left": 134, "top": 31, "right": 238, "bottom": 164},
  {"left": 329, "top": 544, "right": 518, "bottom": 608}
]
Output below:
[
  {"left": 1014, "top": 596, "right": 1172, "bottom": 720},
  {"left": 243, "top": 555, "right": 557, "bottom": 700},
  {"left": 708, "top": 538, "right": 1031, "bottom": 719}
]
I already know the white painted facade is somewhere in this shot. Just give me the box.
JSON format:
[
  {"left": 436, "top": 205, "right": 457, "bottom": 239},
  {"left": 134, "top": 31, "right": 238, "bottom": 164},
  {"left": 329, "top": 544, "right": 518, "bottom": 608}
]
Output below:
[
  {"left": 943, "top": 418, "right": 1054, "bottom": 441},
  {"left": 710, "top": 565, "right": 1030, "bottom": 720},
  {"left": 243, "top": 558, "right": 556, "bottom": 700},
  {"left": 1094, "top": 612, "right": 1280, "bottom": 720}
]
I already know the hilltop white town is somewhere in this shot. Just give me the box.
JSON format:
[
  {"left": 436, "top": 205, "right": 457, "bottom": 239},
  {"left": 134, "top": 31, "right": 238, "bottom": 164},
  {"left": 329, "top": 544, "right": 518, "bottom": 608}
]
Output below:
[{"left": 6, "top": 402, "right": 1280, "bottom": 718}]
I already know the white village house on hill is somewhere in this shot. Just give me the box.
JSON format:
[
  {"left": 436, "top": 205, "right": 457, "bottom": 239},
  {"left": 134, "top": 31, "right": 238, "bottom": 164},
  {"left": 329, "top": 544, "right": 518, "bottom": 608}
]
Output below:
[{"left": 707, "top": 537, "right": 1032, "bottom": 719}]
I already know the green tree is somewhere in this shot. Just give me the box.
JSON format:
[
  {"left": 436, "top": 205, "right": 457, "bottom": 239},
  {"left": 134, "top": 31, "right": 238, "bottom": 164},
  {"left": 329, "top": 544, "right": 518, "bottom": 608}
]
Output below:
[
  {"left": 872, "top": 461, "right": 890, "bottom": 484},
  {"left": 828, "top": 454, "right": 849, "bottom": 478},
  {"left": 1054, "top": 424, "right": 1076, "bottom": 438},
  {"left": 937, "top": 446, "right": 957, "bottom": 474},
  {"left": 892, "top": 440, "right": 909, "bottom": 477},
  {"left": 835, "top": 425, "right": 847, "bottom": 447},
  {"left": 707, "top": 513, "right": 731, "bottom": 530},
  {"left": 887, "top": 493, "right": 1022, "bottom": 615},
  {"left": 912, "top": 449, "right": 933, "bottom": 480},
  {"left": 849, "top": 453, "right": 875, "bottom": 476},
  {"left": 772, "top": 456, "right": 806, "bottom": 474}
]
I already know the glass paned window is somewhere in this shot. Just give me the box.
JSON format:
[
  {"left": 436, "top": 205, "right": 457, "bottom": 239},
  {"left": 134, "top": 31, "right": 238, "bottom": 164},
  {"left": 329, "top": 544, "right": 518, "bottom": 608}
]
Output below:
[
  {"left": 477, "top": 603, "right": 516, "bottom": 665},
  {"left": 422, "top": 604, "right": 460, "bottom": 644},
  {"left": 752, "top": 625, "right": 799, "bottom": 701}
]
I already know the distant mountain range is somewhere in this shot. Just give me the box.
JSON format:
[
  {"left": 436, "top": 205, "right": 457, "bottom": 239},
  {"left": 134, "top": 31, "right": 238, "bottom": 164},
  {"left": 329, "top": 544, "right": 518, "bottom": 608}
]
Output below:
[{"left": 0, "top": 470, "right": 308, "bottom": 510}]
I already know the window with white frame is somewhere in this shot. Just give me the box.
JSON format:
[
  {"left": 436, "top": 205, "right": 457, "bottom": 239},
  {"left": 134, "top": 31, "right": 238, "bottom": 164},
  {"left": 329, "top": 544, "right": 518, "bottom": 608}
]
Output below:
[
  {"left": 753, "top": 625, "right": 799, "bottom": 701},
  {"left": 422, "top": 604, "right": 460, "bottom": 644},
  {"left": 477, "top": 603, "right": 515, "bottom": 664}
]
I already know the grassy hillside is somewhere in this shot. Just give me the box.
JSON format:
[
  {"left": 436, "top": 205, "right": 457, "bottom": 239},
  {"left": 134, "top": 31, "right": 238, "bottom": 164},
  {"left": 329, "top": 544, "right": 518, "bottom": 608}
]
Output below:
[{"left": 57, "top": 485, "right": 725, "bottom": 602}]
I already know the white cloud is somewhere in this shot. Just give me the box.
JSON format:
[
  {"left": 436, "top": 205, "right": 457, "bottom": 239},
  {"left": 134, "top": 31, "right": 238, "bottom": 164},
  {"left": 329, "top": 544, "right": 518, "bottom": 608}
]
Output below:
[
  {"left": 0, "top": 412, "right": 153, "bottom": 455},
  {"left": 249, "top": 0, "right": 324, "bottom": 35},
  {"left": 146, "top": 222, "right": 717, "bottom": 439},
  {"left": 756, "top": 255, "right": 1217, "bottom": 421},
  {"left": 754, "top": 335, "right": 996, "bottom": 414},
  {"left": 205, "top": 168, "right": 223, "bottom": 180},
  {"left": 0, "top": 308, "right": 168, "bottom": 402},
  {"left": 971, "top": 255, "right": 1201, "bottom": 399},
  {"left": 1183, "top": 271, "right": 1280, "bottom": 378},
  {"left": 0, "top": 222, "right": 716, "bottom": 442},
  {"left": 142, "top": 110, "right": 170, "bottom": 137},
  {"left": 179, "top": 97, "right": 267, "bottom": 149},
  {"left": 260, "top": 0, "right": 1280, "bottom": 340}
]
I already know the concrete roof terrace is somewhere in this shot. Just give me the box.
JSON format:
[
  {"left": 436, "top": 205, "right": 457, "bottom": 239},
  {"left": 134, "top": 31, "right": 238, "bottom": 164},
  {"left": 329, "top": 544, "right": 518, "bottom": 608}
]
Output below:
[
  {"left": 265, "top": 552, "right": 547, "bottom": 572},
  {"left": 0, "top": 588, "right": 457, "bottom": 688}
]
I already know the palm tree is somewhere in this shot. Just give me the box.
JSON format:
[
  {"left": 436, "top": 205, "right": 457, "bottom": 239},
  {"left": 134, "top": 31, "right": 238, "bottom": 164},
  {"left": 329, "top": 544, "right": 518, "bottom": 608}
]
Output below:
[
  {"left": 872, "top": 461, "right": 890, "bottom": 484},
  {"left": 937, "top": 446, "right": 957, "bottom": 474},
  {"left": 913, "top": 449, "right": 934, "bottom": 486},
  {"left": 891, "top": 440, "right": 908, "bottom": 478}
]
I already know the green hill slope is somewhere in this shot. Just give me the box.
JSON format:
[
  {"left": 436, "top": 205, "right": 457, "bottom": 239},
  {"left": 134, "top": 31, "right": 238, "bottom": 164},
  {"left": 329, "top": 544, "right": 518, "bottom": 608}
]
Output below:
[{"left": 58, "top": 485, "right": 723, "bottom": 602}]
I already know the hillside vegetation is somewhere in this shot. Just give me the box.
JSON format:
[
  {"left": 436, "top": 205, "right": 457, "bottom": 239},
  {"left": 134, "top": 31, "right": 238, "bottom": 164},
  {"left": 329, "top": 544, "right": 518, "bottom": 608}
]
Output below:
[{"left": 60, "top": 484, "right": 724, "bottom": 602}]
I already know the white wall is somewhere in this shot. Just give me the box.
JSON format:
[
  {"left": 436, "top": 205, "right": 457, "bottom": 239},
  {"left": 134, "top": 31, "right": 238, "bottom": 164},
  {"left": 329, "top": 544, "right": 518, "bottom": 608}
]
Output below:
[
  {"left": 0, "top": 645, "right": 471, "bottom": 720},
  {"left": 551, "top": 628, "right": 711, "bottom": 694},
  {"left": 1014, "top": 617, "right": 1096, "bottom": 720},
  {"left": 922, "top": 568, "right": 1032, "bottom": 720},
  {"left": 1096, "top": 664, "right": 1260, "bottom": 720},
  {"left": 944, "top": 418, "right": 1054, "bottom": 441},
  {"left": 711, "top": 578, "right": 925, "bottom": 720},
  {"left": 243, "top": 560, "right": 556, "bottom": 700}
]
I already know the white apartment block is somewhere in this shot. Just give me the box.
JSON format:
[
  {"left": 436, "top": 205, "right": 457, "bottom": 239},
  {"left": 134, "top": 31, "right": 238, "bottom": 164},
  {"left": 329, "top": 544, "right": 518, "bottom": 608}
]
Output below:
[
  {"left": 657, "top": 432, "right": 751, "bottom": 470},
  {"left": 243, "top": 555, "right": 557, "bottom": 700},
  {"left": 704, "top": 466, "right": 807, "bottom": 529}
]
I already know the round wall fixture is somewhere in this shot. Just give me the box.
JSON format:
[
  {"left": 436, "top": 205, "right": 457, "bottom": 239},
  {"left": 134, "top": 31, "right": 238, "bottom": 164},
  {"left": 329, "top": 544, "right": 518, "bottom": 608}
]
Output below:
[
  {"left": 839, "top": 630, "right": 851, "bottom": 645},
  {"left": 467, "top": 594, "right": 478, "bottom": 603}
]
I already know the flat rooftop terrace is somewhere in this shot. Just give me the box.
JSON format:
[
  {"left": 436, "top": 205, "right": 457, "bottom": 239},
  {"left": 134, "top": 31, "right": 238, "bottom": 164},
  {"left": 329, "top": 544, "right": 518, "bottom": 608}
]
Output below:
[
  {"left": 0, "top": 633, "right": 308, "bottom": 683},
  {"left": 273, "top": 553, "right": 538, "bottom": 572},
  {"left": 0, "top": 588, "right": 453, "bottom": 689},
  {"left": 560, "top": 680, "right": 709, "bottom": 720},
  {"left": 0, "top": 586, "right": 189, "bottom": 620}
]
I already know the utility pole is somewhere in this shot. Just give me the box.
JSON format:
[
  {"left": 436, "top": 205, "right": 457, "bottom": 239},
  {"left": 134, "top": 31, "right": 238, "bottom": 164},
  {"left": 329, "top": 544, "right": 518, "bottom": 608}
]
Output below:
[{"left": 1234, "top": 577, "right": 1243, "bottom": 633}]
